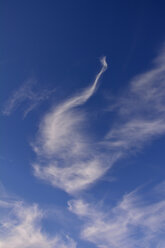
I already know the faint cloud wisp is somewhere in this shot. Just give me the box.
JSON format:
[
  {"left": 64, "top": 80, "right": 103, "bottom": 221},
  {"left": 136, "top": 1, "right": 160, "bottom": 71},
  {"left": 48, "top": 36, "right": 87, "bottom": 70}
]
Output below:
[
  {"left": 2, "top": 78, "right": 55, "bottom": 118},
  {"left": 106, "top": 46, "right": 165, "bottom": 153}
]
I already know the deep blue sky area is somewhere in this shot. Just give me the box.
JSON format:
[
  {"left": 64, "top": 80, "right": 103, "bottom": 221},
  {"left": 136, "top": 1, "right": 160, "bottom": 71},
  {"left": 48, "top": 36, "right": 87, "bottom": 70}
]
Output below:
[
  {"left": 1, "top": 1, "right": 165, "bottom": 248},
  {"left": 1, "top": 1, "right": 165, "bottom": 92}
]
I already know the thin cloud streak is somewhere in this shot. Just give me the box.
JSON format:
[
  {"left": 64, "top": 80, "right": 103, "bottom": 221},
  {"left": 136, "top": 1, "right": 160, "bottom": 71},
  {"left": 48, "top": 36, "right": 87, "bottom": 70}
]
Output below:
[
  {"left": 2, "top": 79, "right": 55, "bottom": 118},
  {"left": 55, "top": 57, "right": 108, "bottom": 113},
  {"left": 68, "top": 185, "right": 165, "bottom": 248},
  {"left": 0, "top": 198, "right": 76, "bottom": 248}
]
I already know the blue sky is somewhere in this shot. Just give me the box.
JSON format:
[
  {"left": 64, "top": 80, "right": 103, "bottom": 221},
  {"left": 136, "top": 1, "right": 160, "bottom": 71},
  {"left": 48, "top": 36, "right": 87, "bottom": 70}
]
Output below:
[{"left": 1, "top": 1, "right": 165, "bottom": 247}]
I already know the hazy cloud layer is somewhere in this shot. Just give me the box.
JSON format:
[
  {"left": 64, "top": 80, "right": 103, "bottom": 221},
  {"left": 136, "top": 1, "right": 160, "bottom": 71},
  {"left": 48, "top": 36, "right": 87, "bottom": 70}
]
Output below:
[
  {"left": 0, "top": 198, "right": 76, "bottom": 248},
  {"left": 2, "top": 79, "right": 55, "bottom": 118},
  {"left": 68, "top": 183, "right": 165, "bottom": 248}
]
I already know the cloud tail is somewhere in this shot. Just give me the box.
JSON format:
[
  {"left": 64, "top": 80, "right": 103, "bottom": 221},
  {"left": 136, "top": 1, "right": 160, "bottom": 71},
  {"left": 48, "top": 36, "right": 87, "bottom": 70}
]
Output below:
[{"left": 56, "top": 56, "right": 107, "bottom": 114}]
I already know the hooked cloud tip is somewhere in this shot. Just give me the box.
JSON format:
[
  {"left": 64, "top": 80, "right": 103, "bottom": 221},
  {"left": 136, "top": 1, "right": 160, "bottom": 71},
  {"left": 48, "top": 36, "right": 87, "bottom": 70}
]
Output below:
[{"left": 100, "top": 56, "right": 108, "bottom": 70}]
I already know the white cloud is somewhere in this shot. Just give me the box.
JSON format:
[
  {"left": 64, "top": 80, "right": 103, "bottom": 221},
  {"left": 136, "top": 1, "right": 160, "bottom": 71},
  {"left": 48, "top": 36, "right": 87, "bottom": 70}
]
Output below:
[
  {"left": 68, "top": 186, "right": 165, "bottom": 248},
  {"left": 33, "top": 57, "right": 107, "bottom": 158},
  {"left": 0, "top": 199, "right": 76, "bottom": 248},
  {"left": 32, "top": 45, "right": 165, "bottom": 195},
  {"left": 106, "top": 46, "right": 165, "bottom": 153},
  {"left": 2, "top": 78, "right": 55, "bottom": 118},
  {"left": 106, "top": 118, "right": 165, "bottom": 151},
  {"left": 32, "top": 57, "right": 109, "bottom": 194}
]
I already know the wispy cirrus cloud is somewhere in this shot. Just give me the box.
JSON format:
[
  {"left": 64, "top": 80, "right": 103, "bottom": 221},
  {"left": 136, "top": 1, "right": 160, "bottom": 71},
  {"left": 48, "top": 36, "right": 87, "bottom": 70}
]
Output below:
[
  {"left": 0, "top": 198, "right": 76, "bottom": 248},
  {"left": 2, "top": 78, "right": 55, "bottom": 118},
  {"left": 105, "top": 45, "right": 165, "bottom": 152},
  {"left": 32, "top": 57, "right": 109, "bottom": 194},
  {"left": 68, "top": 183, "right": 165, "bottom": 248},
  {"left": 33, "top": 57, "right": 107, "bottom": 158},
  {"left": 32, "top": 44, "right": 165, "bottom": 195}
]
